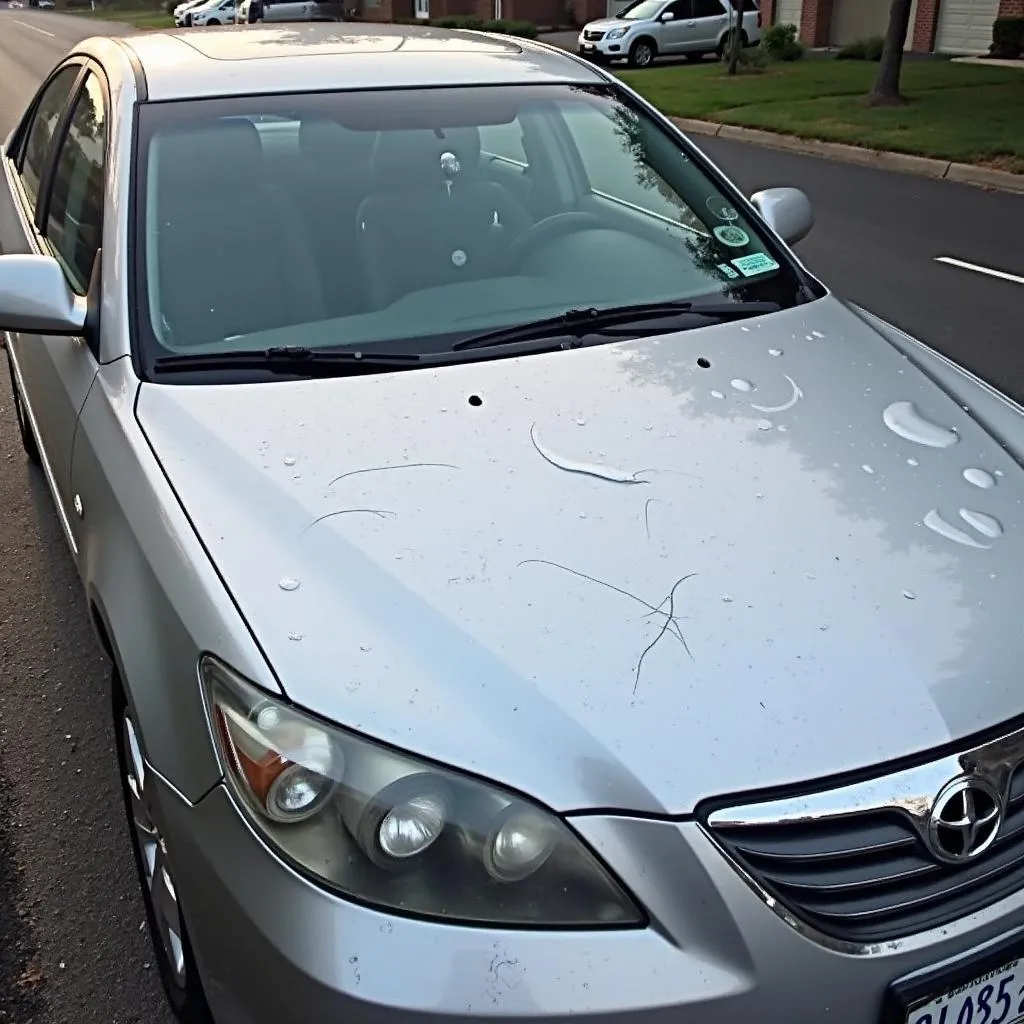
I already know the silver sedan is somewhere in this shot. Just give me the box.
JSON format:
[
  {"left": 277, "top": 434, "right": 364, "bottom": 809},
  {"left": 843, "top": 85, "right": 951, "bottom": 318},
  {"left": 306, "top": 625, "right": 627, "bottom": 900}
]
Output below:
[{"left": 3, "top": 22, "right": 1024, "bottom": 1024}]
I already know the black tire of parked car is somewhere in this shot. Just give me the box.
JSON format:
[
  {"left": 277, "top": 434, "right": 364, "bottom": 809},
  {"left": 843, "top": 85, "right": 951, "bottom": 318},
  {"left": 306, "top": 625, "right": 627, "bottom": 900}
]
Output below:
[
  {"left": 4, "top": 351, "right": 41, "bottom": 466},
  {"left": 716, "top": 29, "right": 747, "bottom": 56},
  {"left": 113, "top": 673, "right": 215, "bottom": 1024},
  {"left": 627, "top": 37, "right": 656, "bottom": 67},
  {"left": 206, "top": 17, "right": 220, "bottom": 23}
]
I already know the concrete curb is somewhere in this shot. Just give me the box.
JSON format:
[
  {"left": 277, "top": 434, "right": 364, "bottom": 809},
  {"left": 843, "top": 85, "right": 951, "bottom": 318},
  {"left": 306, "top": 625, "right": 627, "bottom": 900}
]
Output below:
[{"left": 670, "top": 117, "right": 1024, "bottom": 196}]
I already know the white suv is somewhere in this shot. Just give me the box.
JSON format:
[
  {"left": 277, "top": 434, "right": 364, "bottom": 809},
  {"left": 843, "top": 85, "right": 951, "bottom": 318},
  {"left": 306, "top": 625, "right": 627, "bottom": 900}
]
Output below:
[
  {"left": 190, "top": 0, "right": 237, "bottom": 25},
  {"left": 173, "top": 0, "right": 207, "bottom": 24},
  {"left": 578, "top": 0, "right": 760, "bottom": 67}
]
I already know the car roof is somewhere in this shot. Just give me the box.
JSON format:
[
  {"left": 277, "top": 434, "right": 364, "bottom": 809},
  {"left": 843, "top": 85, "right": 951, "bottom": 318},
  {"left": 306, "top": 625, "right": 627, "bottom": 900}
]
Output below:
[{"left": 104, "top": 23, "right": 605, "bottom": 102}]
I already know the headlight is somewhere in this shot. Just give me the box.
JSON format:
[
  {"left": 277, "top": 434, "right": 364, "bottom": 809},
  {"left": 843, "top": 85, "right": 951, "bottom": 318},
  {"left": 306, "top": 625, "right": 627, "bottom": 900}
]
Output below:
[
  {"left": 200, "top": 656, "right": 643, "bottom": 927},
  {"left": 606, "top": 26, "right": 627, "bottom": 38}
]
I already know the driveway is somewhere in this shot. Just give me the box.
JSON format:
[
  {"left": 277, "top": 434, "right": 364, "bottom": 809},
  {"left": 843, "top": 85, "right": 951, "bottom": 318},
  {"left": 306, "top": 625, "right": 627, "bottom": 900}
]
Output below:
[{"left": 0, "top": 10, "right": 1022, "bottom": 1024}]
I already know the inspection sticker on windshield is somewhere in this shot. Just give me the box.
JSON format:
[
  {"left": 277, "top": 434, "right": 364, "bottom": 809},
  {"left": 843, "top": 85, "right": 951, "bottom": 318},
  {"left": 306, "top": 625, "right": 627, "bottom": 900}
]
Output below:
[
  {"left": 732, "top": 252, "right": 780, "bottom": 276},
  {"left": 716, "top": 263, "right": 740, "bottom": 279},
  {"left": 713, "top": 225, "right": 750, "bottom": 247}
]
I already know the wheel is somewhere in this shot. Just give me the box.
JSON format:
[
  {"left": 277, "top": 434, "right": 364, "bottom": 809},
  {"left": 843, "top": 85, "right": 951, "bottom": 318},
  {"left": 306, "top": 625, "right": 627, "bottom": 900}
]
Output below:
[
  {"left": 205, "top": 16, "right": 220, "bottom": 23},
  {"left": 717, "top": 29, "right": 747, "bottom": 56},
  {"left": 114, "top": 678, "right": 213, "bottom": 1024},
  {"left": 627, "top": 37, "right": 656, "bottom": 67},
  {"left": 5, "top": 350, "right": 41, "bottom": 466}
]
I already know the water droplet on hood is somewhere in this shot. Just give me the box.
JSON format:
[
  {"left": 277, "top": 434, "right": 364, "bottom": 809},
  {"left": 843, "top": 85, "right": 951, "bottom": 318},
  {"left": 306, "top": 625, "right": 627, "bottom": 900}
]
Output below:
[
  {"left": 360, "top": 644, "right": 372, "bottom": 652},
  {"left": 882, "top": 401, "right": 959, "bottom": 448},
  {"left": 959, "top": 508, "right": 1003, "bottom": 539},
  {"left": 288, "top": 632, "right": 303, "bottom": 641},
  {"left": 924, "top": 509, "right": 990, "bottom": 549},
  {"left": 768, "top": 348, "right": 783, "bottom": 357},
  {"left": 731, "top": 379, "right": 754, "bottom": 392},
  {"left": 902, "top": 590, "right": 916, "bottom": 600},
  {"left": 862, "top": 465, "right": 875, "bottom": 475},
  {"left": 907, "top": 458, "right": 919, "bottom": 467},
  {"left": 576, "top": 417, "right": 586, "bottom": 426},
  {"left": 964, "top": 467, "right": 996, "bottom": 489},
  {"left": 756, "top": 419, "right": 773, "bottom": 431},
  {"left": 278, "top": 578, "right": 301, "bottom": 591},
  {"left": 283, "top": 456, "right": 297, "bottom": 466},
  {"left": 711, "top": 390, "right": 725, "bottom": 399}
]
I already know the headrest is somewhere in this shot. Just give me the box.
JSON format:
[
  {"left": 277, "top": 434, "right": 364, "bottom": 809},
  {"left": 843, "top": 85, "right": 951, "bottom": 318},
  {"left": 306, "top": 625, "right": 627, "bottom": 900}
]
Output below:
[
  {"left": 370, "top": 126, "right": 482, "bottom": 191},
  {"left": 299, "top": 118, "right": 377, "bottom": 170},
  {"left": 155, "top": 119, "right": 262, "bottom": 197}
]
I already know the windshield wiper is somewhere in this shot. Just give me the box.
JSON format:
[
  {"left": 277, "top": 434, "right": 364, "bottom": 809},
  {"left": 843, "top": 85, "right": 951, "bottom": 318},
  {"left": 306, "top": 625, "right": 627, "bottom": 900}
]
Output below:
[
  {"left": 152, "top": 345, "right": 423, "bottom": 376},
  {"left": 451, "top": 300, "right": 781, "bottom": 352}
]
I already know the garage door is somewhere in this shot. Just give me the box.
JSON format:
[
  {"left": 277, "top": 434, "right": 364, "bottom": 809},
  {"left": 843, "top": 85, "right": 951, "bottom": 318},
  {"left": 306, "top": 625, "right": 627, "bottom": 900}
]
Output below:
[
  {"left": 775, "top": 0, "right": 801, "bottom": 32},
  {"left": 935, "top": 0, "right": 999, "bottom": 54},
  {"left": 829, "top": 0, "right": 920, "bottom": 49}
]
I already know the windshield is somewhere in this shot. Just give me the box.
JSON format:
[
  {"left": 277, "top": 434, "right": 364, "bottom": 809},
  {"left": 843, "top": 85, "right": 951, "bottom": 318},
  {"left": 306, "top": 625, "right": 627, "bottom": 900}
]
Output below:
[
  {"left": 617, "top": 0, "right": 664, "bottom": 19},
  {"left": 133, "top": 84, "right": 808, "bottom": 380}
]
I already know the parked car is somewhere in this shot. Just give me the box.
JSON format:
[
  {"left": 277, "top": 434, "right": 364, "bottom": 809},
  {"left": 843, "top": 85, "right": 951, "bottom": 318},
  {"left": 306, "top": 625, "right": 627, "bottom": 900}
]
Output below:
[
  {"left": 190, "top": 0, "right": 237, "bottom": 26},
  {"left": 246, "top": 0, "right": 346, "bottom": 21},
  {"left": 174, "top": 0, "right": 209, "bottom": 25},
  {"left": 5, "top": 21, "right": 1024, "bottom": 1024},
  {"left": 579, "top": 0, "right": 760, "bottom": 67}
]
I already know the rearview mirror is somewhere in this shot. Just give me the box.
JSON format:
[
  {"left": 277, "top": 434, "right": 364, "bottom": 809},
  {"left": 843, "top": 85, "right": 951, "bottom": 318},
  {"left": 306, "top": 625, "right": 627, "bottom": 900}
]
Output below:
[
  {"left": 0, "top": 255, "right": 87, "bottom": 335},
  {"left": 750, "top": 187, "right": 814, "bottom": 245}
]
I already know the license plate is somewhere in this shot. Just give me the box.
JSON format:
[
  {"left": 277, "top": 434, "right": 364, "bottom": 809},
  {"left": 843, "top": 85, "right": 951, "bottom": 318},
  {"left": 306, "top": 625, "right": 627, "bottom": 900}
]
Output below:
[{"left": 906, "top": 958, "right": 1024, "bottom": 1024}]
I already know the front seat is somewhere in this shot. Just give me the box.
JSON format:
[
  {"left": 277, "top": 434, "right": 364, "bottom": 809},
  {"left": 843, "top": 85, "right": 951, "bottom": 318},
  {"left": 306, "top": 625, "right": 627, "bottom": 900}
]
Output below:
[
  {"left": 152, "top": 118, "right": 326, "bottom": 347},
  {"left": 355, "top": 126, "right": 532, "bottom": 309}
]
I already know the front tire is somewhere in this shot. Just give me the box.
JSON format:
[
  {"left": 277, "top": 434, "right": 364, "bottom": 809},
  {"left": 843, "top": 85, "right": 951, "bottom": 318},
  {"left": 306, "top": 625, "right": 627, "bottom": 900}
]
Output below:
[
  {"left": 114, "top": 677, "right": 213, "bottom": 1024},
  {"left": 628, "top": 37, "right": 656, "bottom": 67},
  {"left": 205, "top": 16, "right": 220, "bottom": 23},
  {"left": 5, "top": 350, "right": 41, "bottom": 466}
]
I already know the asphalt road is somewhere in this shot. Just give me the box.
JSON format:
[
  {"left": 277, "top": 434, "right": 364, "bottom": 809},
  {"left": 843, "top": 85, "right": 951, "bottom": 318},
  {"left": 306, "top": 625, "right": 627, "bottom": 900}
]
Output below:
[{"left": 0, "top": 9, "right": 1022, "bottom": 1023}]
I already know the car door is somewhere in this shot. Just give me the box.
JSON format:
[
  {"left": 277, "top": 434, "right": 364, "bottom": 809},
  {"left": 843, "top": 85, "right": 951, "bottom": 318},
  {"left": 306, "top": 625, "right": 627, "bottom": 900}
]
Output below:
[
  {"left": 656, "top": 0, "right": 696, "bottom": 51},
  {"left": 3, "top": 65, "right": 107, "bottom": 550},
  {"left": 261, "top": 0, "right": 314, "bottom": 21},
  {"left": 691, "top": 0, "right": 728, "bottom": 48}
]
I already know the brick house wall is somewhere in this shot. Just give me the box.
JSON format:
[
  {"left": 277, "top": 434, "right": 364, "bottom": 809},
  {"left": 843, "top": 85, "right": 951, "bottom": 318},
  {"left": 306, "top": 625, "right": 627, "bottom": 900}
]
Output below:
[{"left": 779, "top": 0, "right": 1015, "bottom": 52}]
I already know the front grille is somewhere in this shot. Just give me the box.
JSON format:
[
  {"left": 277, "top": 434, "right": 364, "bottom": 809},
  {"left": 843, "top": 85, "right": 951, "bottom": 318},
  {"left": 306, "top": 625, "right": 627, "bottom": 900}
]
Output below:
[
  {"left": 709, "top": 766, "right": 1024, "bottom": 944},
  {"left": 584, "top": 30, "right": 605, "bottom": 40}
]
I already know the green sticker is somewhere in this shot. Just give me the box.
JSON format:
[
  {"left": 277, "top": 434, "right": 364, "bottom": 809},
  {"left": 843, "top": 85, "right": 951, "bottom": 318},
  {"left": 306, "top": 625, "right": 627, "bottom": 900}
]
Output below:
[
  {"left": 732, "top": 252, "right": 781, "bottom": 277},
  {"left": 716, "top": 262, "right": 740, "bottom": 279},
  {"left": 714, "top": 225, "right": 750, "bottom": 248}
]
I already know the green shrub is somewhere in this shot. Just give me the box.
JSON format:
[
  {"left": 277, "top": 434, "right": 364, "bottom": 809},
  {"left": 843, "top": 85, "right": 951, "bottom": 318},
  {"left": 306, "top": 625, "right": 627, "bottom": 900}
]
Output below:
[
  {"left": 483, "top": 17, "right": 538, "bottom": 36},
  {"left": 761, "top": 22, "right": 804, "bottom": 61},
  {"left": 836, "top": 35, "right": 884, "bottom": 60},
  {"left": 430, "top": 13, "right": 484, "bottom": 27},
  {"left": 990, "top": 16, "right": 1024, "bottom": 58}
]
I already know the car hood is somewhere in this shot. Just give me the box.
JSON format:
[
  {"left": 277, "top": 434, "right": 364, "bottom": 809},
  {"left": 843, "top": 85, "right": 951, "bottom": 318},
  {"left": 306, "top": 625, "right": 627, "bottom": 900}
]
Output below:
[
  {"left": 137, "top": 297, "right": 1024, "bottom": 815},
  {"left": 584, "top": 17, "right": 642, "bottom": 30}
]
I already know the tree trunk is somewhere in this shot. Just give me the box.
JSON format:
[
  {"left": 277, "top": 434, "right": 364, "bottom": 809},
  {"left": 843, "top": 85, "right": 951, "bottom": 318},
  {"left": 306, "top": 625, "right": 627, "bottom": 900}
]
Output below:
[
  {"left": 726, "top": 0, "right": 742, "bottom": 75},
  {"left": 868, "top": 0, "right": 914, "bottom": 106}
]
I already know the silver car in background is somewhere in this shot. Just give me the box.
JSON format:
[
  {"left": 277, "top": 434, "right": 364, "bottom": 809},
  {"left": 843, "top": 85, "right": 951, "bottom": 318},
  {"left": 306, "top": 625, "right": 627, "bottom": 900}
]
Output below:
[
  {"left": 4, "top": 21, "right": 1024, "bottom": 1024},
  {"left": 579, "top": 0, "right": 761, "bottom": 66}
]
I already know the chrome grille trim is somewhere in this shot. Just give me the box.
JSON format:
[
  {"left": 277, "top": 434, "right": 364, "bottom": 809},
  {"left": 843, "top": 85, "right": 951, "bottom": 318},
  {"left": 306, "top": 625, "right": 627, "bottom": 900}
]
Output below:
[{"left": 705, "top": 721, "right": 1024, "bottom": 946}]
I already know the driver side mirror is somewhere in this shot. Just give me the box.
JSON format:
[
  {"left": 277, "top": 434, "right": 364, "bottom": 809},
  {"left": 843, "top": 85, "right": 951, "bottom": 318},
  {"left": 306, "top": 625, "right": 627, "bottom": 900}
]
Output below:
[
  {"left": 0, "top": 255, "right": 87, "bottom": 335},
  {"left": 750, "top": 187, "right": 814, "bottom": 245},
  {"left": 659, "top": 10, "right": 675, "bottom": 19}
]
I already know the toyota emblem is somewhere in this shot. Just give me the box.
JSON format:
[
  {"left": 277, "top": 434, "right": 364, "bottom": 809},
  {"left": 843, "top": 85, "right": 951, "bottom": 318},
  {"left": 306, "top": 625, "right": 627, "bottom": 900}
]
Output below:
[{"left": 926, "top": 776, "right": 1003, "bottom": 865}]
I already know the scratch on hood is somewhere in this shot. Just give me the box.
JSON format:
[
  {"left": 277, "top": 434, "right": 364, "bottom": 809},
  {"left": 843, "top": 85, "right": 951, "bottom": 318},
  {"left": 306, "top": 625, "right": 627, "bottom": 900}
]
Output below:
[{"left": 530, "top": 423, "right": 650, "bottom": 485}]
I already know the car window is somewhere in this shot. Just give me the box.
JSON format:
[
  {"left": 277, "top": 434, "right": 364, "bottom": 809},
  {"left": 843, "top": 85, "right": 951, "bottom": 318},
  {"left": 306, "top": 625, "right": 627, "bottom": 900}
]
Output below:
[
  {"left": 45, "top": 72, "right": 106, "bottom": 293},
  {"left": 19, "top": 65, "right": 80, "bottom": 216},
  {"left": 693, "top": 0, "right": 723, "bottom": 16},
  {"left": 133, "top": 84, "right": 805, "bottom": 378},
  {"left": 478, "top": 122, "right": 527, "bottom": 166},
  {"left": 619, "top": 0, "right": 665, "bottom": 19},
  {"left": 665, "top": 0, "right": 692, "bottom": 18}
]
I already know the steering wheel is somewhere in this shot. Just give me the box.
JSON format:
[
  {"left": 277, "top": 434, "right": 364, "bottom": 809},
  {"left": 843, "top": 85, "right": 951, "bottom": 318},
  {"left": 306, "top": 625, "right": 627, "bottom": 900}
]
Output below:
[{"left": 508, "top": 212, "right": 606, "bottom": 269}]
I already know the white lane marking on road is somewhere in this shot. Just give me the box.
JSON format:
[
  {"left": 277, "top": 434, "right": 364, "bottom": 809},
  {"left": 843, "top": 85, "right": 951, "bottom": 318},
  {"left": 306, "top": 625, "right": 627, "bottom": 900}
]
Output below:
[
  {"left": 12, "top": 17, "right": 56, "bottom": 35},
  {"left": 935, "top": 256, "right": 1024, "bottom": 286}
]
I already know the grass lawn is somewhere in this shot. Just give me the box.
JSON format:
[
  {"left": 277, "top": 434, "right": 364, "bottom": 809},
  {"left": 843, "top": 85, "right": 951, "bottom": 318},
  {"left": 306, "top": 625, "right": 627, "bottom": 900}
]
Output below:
[
  {"left": 619, "top": 59, "right": 1024, "bottom": 173},
  {"left": 68, "top": 1, "right": 173, "bottom": 28}
]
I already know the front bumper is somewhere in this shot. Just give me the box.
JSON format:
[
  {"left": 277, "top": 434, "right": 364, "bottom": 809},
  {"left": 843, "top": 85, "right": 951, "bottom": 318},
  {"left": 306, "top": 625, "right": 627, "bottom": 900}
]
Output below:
[
  {"left": 576, "top": 32, "right": 631, "bottom": 60},
  {"left": 153, "top": 775, "right": 1024, "bottom": 1024}
]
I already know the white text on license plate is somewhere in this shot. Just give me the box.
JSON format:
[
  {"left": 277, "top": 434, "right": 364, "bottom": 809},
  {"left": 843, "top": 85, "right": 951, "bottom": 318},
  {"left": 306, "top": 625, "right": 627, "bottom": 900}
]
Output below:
[{"left": 907, "top": 957, "right": 1024, "bottom": 1024}]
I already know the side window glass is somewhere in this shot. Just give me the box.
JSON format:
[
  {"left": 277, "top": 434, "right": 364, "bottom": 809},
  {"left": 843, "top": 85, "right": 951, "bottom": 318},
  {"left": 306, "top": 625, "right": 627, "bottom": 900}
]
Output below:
[
  {"left": 666, "top": 0, "right": 692, "bottom": 17},
  {"left": 693, "top": 0, "right": 723, "bottom": 16},
  {"left": 45, "top": 72, "right": 107, "bottom": 294},
  {"left": 19, "top": 65, "right": 80, "bottom": 216},
  {"left": 478, "top": 121, "right": 528, "bottom": 167}
]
